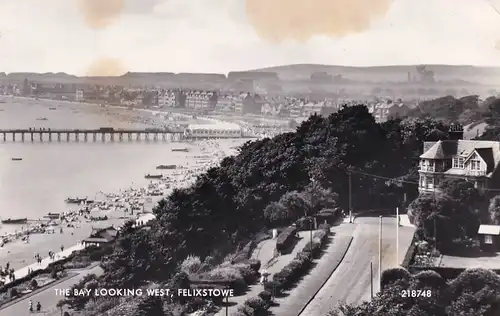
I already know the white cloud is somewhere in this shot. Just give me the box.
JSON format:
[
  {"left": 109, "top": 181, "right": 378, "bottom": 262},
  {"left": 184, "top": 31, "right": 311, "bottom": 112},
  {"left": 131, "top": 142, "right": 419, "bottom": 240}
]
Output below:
[{"left": 0, "top": 0, "right": 499, "bottom": 75}]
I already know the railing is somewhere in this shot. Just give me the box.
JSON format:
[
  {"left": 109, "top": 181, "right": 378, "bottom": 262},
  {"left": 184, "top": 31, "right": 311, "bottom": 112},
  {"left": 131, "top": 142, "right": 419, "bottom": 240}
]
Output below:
[{"left": 419, "top": 166, "right": 435, "bottom": 172}]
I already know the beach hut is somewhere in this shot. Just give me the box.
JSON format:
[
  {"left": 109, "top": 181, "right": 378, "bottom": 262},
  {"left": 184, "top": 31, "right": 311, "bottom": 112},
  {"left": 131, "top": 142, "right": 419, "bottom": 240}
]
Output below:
[{"left": 478, "top": 224, "right": 500, "bottom": 252}]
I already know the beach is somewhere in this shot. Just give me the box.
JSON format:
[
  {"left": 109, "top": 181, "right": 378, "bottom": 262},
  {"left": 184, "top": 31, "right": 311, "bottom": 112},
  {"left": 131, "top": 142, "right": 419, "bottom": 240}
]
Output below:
[{"left": 0, "top": 98, "right": 248, "bottom": 273}]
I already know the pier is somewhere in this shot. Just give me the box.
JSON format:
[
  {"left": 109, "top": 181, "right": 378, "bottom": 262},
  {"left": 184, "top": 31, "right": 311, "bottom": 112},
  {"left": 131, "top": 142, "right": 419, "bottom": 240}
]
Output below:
[{"left": 0, "top": 128, "right": 187, "bottom": 143}]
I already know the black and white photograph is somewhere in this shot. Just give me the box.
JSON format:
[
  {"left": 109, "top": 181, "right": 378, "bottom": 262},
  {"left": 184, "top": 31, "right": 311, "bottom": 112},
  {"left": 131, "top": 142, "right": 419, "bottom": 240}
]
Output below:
[{"left": 0, "top": 0, "right": 500, "bottom": 315}]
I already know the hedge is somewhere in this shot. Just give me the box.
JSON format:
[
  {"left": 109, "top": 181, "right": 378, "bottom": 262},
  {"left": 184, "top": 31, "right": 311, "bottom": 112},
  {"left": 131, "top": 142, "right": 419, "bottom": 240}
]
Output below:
[
  {"left": 231, "top": 291, "right": 273, "bottom": 316},
  {"left": 276, "top": 226, "right": 297, "bottom": 253},
  {"left": 264, "top": 225, "right": 331, "bottom": 296}
]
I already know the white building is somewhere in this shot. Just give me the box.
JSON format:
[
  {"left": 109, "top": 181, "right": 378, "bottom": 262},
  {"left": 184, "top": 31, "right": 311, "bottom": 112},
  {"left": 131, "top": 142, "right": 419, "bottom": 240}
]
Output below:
[{"left": 184, "top": 122, "right": 242, "bottom": 138}]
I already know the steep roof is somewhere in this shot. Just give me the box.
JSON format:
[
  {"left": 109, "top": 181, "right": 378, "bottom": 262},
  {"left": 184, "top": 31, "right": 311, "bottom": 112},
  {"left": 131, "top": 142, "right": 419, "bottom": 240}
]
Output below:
[
  {"left": 476, "top": 148, "right": 495, "bottom": 173},
  {"left": 421, "top": 140, "right": 500, "bottom": 166},
  {"left": 420, "top": 140, "right": 446, "bottom": 159}
]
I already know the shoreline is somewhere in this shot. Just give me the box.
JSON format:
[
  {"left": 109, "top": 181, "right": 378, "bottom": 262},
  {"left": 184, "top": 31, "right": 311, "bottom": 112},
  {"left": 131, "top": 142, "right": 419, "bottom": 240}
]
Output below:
[
  {"left": 0, "top": 97, "right": 251, "bottom": 274},
  {"left": 0, "top": 138, "right": 246, "bottom": 276}
]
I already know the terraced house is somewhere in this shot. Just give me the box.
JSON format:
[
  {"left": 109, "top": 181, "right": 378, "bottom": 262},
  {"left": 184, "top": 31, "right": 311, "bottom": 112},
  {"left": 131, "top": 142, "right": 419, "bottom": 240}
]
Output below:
[{"left": 419, "top": 125, "right": 500, "bottom": 193}]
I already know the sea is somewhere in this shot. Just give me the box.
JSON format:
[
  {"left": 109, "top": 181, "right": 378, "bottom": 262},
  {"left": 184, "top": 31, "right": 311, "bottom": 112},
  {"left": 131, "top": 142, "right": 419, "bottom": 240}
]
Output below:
[{"left": 0, "top": 98, "right": 208, "bottom": 234}]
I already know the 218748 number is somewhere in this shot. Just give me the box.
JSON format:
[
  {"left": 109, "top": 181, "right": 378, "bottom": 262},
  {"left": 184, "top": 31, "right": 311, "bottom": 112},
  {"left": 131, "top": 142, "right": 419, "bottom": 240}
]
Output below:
[{"left": 400, "top": 289, "right": 432, "bottom": 298}]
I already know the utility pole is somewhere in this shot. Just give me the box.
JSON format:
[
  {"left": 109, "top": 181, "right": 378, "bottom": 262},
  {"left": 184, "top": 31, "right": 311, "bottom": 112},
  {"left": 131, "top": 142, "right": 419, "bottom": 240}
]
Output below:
[
  {"left": 396, "top": 207, "right": 400, "bottom": 267},
  {"left": 379, "top": 215, "right": 383, "bottom": 292},
  {"left": 348, "top": 172, "right": 352, "bottom": 223},
  {"left": 370, "top": 261, "right": 373, "bottom": 299}
]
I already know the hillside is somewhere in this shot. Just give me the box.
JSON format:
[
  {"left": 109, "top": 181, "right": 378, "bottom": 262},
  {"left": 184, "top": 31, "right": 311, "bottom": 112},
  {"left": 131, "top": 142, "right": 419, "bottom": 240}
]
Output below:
[
  {"left": 249, "top": 64, "right": 500, "bottom": 84},
  {"left": 1, "top": 65, "right": 500, "bottom": 92}
]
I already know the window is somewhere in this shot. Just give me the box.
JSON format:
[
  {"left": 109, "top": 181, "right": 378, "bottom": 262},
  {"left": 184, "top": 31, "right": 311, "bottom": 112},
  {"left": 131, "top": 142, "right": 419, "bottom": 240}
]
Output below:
[
  {"left": 420, "top": 175, "right": 426, "bottom": 188},
  {"left": 485, "top": 235, "right": 493, "bottom": 244},
  {"left": 428, "top": 160, "right": 434, "bottom": 171},
  {"left": 470, "top": 159, "right": 481, "bottom": 171},
  {"left": 453, "top": 157, "right": 464, "bottom": 169}
]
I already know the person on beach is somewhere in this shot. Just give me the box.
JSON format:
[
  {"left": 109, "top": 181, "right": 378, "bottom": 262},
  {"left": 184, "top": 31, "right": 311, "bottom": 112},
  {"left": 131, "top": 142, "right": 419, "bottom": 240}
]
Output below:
[
  {"left": 29, "top": 300, "right": 33, "bottom": 312},
  {"left": 60, "top": 245, "right": 64, "bottom": 252},
  {"left": 36, "top": 301, "right": 41, "bottom": 312}
]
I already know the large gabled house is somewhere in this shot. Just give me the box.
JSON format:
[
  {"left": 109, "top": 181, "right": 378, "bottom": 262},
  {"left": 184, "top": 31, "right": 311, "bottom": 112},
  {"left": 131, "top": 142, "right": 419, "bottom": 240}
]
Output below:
[{"left": 419, "top": 126, "right": 500, "bottom": 193}]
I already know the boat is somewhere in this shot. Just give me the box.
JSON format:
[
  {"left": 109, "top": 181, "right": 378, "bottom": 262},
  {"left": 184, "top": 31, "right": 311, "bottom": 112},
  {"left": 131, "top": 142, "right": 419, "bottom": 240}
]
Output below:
[
  {"left": 144, "top": 174, "right": 163, "bottom": 179},
  {"left": 65, "top": 197, "right": 87, "bottom": 204},
  {"left": 0, "top": 100, "right": 6, "bottom": 104},
  {"left": 36, "top": 117, "right": 48, "bottom": 121},
  {"left": 1, "top": 218, "right": 28, "bottom": 224},
  {"left": 156, "top": 165, "right": 176, "bottom": 170},
  {"left": 44, "top": 213, "right": 60, "bottom": 219},
  {"left": 11, "top": 158, "right": 22, "bottom": 161},
  {"left": 48, "top": 107, "right": 57, "bottom": 110},
  {"left": 172, "top": 148, "right": 189, "bottom": 152}
]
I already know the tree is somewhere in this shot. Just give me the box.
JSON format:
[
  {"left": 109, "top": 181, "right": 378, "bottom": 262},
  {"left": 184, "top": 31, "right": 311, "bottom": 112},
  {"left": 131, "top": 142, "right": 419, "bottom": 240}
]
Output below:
[{"left": 488, "top": 195, "right": 500, "bottom": 224}]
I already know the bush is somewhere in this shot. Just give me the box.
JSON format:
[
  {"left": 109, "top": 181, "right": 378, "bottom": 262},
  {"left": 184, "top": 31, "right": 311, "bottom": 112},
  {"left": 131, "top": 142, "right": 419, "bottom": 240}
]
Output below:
[
  {"left": 181, "top": 255, "right": 203, "bottom": 275},
  {"left": 235, "top": 264, "right": 258, "bottom": 285},
  {"left": 247, "top": 259, "right": 261, "bottom": 272},
  {"left": 380, "top": 267, "right": 411, "bottom": 289},
  {"left": 201, "top": 266, "right": 247, "bottom": 295},
  {"left": 295, "top": 217, "right": 310, "bottom": 231},
  {"left": 257, "top": 290, "right": 272, "bottom": 304},
  {"left": 276, "top": 226, "right": 297, "bottom": 253},
  {"left": 244, "top": 297, "right": 268, "bottom": 314},
  {"left": 9, "top": 288, "right": 18, "bottom": 298},
  {"left": 263, "top": 280, "right": 282, "bottom": 296},
  {"left": 30, "top": 279, "right": 38, "bottom": 289}
]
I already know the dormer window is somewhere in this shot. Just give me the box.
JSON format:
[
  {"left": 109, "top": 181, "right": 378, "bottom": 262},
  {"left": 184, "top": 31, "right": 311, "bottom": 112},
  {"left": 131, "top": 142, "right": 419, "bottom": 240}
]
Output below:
[{"left": 453, "top": 157, "right": 464, "bottom": 169}]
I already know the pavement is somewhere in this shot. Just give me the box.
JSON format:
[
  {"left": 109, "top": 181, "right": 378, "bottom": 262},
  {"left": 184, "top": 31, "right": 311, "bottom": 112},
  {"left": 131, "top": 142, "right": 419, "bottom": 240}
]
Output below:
[
  {"left": 438, "top": 252, "right": 500, "bottom": 269},
  {"left": 3, "top": 243, "right": 85, "bottom": 286},
  {"left": 215, "top": 230, "right": 316, "bottom": 316},
  {"left": 297, "top": 217, "right": 415, "bottom": 316},
  {"left": 0, "top": 264, "right": 103, "bottom": 316}
]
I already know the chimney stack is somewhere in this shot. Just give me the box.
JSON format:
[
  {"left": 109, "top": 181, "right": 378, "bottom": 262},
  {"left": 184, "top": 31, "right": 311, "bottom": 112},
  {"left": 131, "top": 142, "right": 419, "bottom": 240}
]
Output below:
[{"left": 448, "top": 122, "right": 464, "bottom": 140}]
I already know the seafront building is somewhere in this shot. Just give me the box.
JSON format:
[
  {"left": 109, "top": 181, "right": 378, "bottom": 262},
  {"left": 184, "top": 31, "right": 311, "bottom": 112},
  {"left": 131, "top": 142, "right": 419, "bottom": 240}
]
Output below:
[{"left": 418, "top": 124, "right": 500, "bottom": 193}]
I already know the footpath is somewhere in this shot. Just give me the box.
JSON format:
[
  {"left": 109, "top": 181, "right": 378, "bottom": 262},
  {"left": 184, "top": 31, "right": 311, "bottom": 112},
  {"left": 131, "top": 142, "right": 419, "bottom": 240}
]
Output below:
[
  {"left": 269, "top": 225, "right": 353, "bottom": 316},
  {"left": 215, "top": 230, "right": 315, "bottom": 316},
  {"left": 4, "top": 243, "right": 85, "bottom": 286}
]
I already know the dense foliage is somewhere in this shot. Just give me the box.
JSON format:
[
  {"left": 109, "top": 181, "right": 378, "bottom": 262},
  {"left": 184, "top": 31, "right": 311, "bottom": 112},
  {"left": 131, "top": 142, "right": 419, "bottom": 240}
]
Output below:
[
  {"left": 97, "top": 105, "right": 452, "bottom": 291},
  {"left": 407, "top": 178, "right": 487, "bottom": 252},
  {"left": 77, "top": 97, "right": 500, "bottom": 315},
  {"left": 329, "top": 268, "right": 500, "bottom": 316}
]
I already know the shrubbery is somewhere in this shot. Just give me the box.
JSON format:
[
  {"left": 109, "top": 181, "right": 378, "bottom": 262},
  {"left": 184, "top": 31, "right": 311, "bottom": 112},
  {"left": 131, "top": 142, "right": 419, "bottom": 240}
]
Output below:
[
  {"left": 276, "top": 226, "right": 297, "bottom": 253},
  {"left": 265, "top": 225, "right": 330, "bottom": 295}
]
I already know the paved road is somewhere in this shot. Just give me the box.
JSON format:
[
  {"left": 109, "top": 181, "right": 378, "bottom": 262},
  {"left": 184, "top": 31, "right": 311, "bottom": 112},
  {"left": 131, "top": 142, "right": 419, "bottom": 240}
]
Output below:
[
  {"left": 0, "top": 265, "right": 103, "bottom": 316},
  {"left": 299, "top": 217, "right": 415, "bottom": 316}
]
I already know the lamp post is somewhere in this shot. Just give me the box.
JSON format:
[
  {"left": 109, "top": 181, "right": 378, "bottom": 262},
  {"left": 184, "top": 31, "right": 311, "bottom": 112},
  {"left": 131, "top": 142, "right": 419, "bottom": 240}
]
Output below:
[{"left": 378, "top": 215, "right": 382, "bottom": 292}]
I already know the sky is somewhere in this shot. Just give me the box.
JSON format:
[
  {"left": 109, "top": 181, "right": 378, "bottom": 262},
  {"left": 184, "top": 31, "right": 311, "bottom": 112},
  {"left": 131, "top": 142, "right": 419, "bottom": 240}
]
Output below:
[{"left": 0, "top": 0, "right": 500, "bottom": 75}]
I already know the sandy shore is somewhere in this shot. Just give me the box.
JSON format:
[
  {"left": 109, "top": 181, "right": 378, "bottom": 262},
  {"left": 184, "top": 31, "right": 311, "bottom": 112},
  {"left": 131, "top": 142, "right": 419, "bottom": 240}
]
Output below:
[
  {"left": 0, "top": 138, "right": 245, "bottom": 272},
  {"left": 0, "top": 98, "right": 249, "bottom": 272}
]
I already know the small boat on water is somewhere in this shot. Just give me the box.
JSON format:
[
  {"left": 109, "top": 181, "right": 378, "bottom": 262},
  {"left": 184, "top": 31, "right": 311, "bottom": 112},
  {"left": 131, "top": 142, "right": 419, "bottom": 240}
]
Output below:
[
  {"left": 36, "top": 117, "right": 48, "bottom": 121},
  {"left": 172, "top": 148, "right": 189, "bottom": 152},
  {"left": 44, "top": 213, "right": 60, "bottom": 219},
  {"left": 144, "top": 174, "right": 163, "bottom": 179},
  {"left": 65, "top": 197, "right": 87, "bottom": 204},
  {"left": 11, "top": 158, "right": 22, "bottom": 161},
  {"left": 48, "top": 107, "right": 57, "bottom": 110},
  {"left": 1, "top": 218, "right": 27, "bottom": 224},
  {"left": 156, "top": 165, "right": 176, "bottom": 170}
]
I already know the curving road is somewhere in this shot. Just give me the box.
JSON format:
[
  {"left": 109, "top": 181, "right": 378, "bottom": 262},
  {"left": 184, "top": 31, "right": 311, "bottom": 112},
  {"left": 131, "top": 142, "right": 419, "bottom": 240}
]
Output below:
[{"left": 299, "top": 217, "right": 415, "bottom": 316}]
